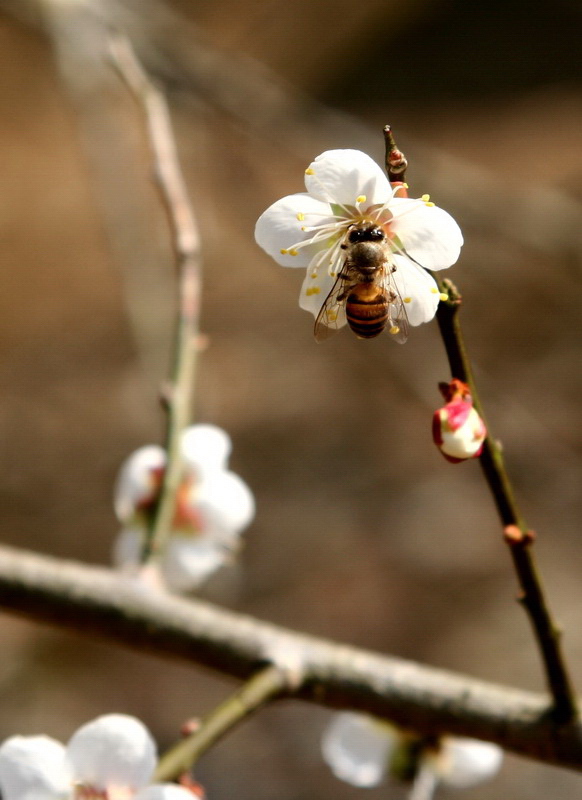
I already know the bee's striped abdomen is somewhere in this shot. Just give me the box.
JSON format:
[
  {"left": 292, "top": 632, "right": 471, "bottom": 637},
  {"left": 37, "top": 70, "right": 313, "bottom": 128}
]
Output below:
[{"left": 346, "top": 284, "right": 389, "bottom": 339}]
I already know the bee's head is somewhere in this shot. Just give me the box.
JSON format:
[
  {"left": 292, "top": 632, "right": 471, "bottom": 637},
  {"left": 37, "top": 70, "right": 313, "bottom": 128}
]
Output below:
[{"left": 347, "top": 222, "right": 386, "bottom": 244}]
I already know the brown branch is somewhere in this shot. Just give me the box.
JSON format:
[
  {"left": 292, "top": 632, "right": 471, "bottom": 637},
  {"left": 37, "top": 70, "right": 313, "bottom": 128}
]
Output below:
[
  {"left": 0, "top": 544, "right": 580, "bottom": 771},
  {"left": 433, "top": 278, "right": 578, "bottom": 723},
  {"left": 110, "top": 34, "right": 202, "bottom": 564}
]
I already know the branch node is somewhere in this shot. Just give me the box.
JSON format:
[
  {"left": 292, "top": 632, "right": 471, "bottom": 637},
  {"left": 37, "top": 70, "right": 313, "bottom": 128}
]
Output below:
[{"left": 504, "top": 525, "right": 535, "bottom": 546}]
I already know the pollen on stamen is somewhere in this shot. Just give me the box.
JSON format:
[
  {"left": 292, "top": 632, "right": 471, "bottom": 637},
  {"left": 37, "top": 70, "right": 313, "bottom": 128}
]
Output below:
[
  {"left": 289, "top": 249, "right": 299, "bottom": 256},
  {"left": 296, "top": 212, "right": 305, "bottom": 221},
  {"left": 305, "top": 168, "right": 315, "bottom": 175},
  {"left": 306, "top": 287, "right": 320, "bottom": 296},
  {"left": 280, "top": 248, "right": 288, "bottom": 255},
  {"left": 421, "top": 193, "right": 435, "bottom": 207},
  {"left": 356, "top": 195, "right": 367, "bottom": 204},
  {"left": 404, "top": 297, "right": 412, "bottom": 303},
  {"left": 389, "top": 326, "right": 400, "bottom": 335},
  {"left": 439, "top": 292, "right": 449, "bottom": 302},
  {"left": 430, "top": 287, "right": 439, "bottom": 294},
  {"left": 311, "top": 272, "right": 317, "bottom": 279}
]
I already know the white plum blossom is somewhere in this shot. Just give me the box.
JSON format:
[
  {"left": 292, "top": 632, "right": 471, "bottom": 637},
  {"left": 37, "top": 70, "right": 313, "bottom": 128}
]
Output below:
[
  {"left": 255, "top": 149, "right": 463, "bottom": 336},
  {"left": 113, "top": 424, "right": 255, "bottom": 593},
  {"left": 0, "top": 714, "right": 197, "bottom": 800},
  {"left": 322, "top": 712, "right": 502, "bottom": 793}
]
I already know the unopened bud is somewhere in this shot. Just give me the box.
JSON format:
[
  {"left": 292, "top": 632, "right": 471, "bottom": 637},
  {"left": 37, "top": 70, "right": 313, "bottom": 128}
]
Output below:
[{"left": 432, "top": 380, "right": 486, "bottom": 463}]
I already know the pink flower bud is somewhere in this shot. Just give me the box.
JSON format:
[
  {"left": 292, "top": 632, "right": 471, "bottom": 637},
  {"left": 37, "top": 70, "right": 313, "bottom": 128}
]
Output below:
[{"left": 432, "top": 379, "right": 487, "bottom": 463}]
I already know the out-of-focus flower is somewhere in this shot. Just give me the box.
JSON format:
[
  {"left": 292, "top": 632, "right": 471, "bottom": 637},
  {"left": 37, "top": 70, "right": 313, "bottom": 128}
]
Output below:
[
  {"left": 255, "top": 149, "right": 462, "bottom": 337},
  {"left": 322, "top": 712, "right": 502, "bottom": 792},
  {"left": 0, "top": 714, "right": 197, "bottom": 800},
  {"left": 113, "top": 424, "right": 255, "bottom": 592},
  {"left": 432, "top": 379, "right": 487, "bottom": 463}
]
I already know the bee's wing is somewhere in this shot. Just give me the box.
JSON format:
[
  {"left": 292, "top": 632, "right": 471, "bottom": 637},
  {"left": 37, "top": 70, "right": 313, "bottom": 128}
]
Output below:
[
  {"left": 314, "top": 274, "right": 350, "bottom": 342},
  {"left": 381, "top": 268, "right": 410, "bottom": 344}
]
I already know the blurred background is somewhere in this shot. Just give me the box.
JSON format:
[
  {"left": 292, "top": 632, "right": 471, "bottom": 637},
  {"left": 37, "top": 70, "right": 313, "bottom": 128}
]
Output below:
[{"left": 0, "top": 0, "right": 581, "bottom": 797}]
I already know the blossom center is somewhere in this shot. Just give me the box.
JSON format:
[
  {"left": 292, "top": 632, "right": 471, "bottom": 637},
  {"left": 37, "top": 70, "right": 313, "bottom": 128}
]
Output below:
[
  {"left": 136, "top": 468, "right": 205, "bottom": 536},
  {"left": 74, "top": 786, "right": 134, "bottom": 800},
  {"left": 74, "top": 786, "right": 108, "bottom": 799}
]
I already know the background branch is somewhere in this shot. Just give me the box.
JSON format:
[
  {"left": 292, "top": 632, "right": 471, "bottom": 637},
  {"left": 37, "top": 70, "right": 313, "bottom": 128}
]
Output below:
[
  {"left": 0, "top": 544, "right": 580, "bottom": 771},
  {"left": 110, "top": 34, "right": 202, "bottom": 564}
]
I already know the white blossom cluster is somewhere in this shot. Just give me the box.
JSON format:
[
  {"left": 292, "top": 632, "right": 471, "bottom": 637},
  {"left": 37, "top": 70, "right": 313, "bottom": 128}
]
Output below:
[
  {"left": 0, "top": 714, "right": 196, "bottom": 800},
  {"left": 113, "top": 424, "right": 254, "bottom": 593}
]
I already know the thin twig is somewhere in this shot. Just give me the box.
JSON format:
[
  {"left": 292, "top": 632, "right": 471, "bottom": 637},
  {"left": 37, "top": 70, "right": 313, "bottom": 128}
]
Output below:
[
  {"left": 110, "top": 34, "right": 202, "bottom": 564},
  {"left": 432, "top": 278, "right": 578, "bottom": 723},
  {"left": 0, "top": 544, "right": 580, "bottom": 771},
  {"left": 155, "top": 665, "right": 291, "bottom": 781},
  {"left": 383, "top": 123, "right": 577, "bottom": 724}
]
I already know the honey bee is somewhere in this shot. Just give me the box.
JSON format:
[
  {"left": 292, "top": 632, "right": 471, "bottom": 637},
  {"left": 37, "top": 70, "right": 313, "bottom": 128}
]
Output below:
[{"left": 314, "top": 221, "right": 410, "bottom": 342}]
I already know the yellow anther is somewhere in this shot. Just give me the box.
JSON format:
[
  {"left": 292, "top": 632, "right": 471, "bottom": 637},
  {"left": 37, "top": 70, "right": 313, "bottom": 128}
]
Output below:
[
  {"left": 421, "top": 194, "right": 430, "bottom": 202},
  {"left": 430, "top": 287, "right": 439, "bottom": 294},
  {"left": 306, "top": 287, "right": 320, "bottom": 296},
  {"left": 311, "top": 272, "right": 317, "bottom": 279},
  {"left": 403, "top": 182, "right": 409, "bottom": 189},
  {"left": 404, "top": 297, "right": 412, "bottom": 303},
  {"left": 280, "top": 248, "right": 288, "bottom": 255},
  {"left": 289, "top": 249, "right": 299, "bottom": 256},
  {"left": 356, "top": 194, "right": 367, "bottom": 204},
  {"left": 389, "top": 326, "right": 400, "bottom": 335},
  {"left": 301, "top": 226, "right": 307, "bottom": 231},
  {"left": 296, "top": 212, "right": 305, "bottom": 221},
  {"left": 305, "top": 168, "right": 315, "bottom": 175},
  {"left": 439, "top": 292, "right": 449, "bottom": 302},
  {"left": 425, "top": 201, "right": 435, "bottom": 207}
]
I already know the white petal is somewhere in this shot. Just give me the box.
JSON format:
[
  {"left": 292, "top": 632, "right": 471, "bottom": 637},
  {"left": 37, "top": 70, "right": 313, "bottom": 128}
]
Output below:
[
  {"left": 180, "top": 424, "right": 231, "bottom": 476},
  {"left": 321, "top": 713, "right": 393, "bottom": 788},
  {"left": 135, "top": 786, "right": 198, "bottom": 800},
  {"left": 391, "top": 256, "right": 440, "bottom": 326},
  {"left": 66, "top": 714, "right": 156, "bottom": 791},
  {"left": 0, "top": 736, "right": 70, "bottom": 800},
  {"left": 391, "top": 198, "right": 463, "bottom": 270},
  {"left": 440, "top": 407, "right": 486, "bottom": 459},
  {"left": 435, "top": 738, "right": 503, "bottom": 789},
  {"left": 255, "top": 193, "right": 334, "bottom": 268},
  {"left": 114, "top": 446, "right": 166, "bottom": 523},
  {"left": 305, "top": 150, "right": 390, "bottom": 206},
  {"left": 161, "top": 536, "right": 227, "bottom": 591},
  {"left": 298, "top": 267, "right": 337, "bottom": 318},
  {"left": 196, "top": 471, "right": 255, "bottom": 534},
  {"left": 112, "top": 527, "right": 143, "bottom": 573}
]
